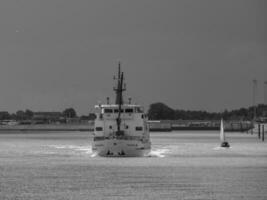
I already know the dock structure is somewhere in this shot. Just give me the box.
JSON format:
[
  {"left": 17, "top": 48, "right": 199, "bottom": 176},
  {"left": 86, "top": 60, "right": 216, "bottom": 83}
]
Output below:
[
  {"left": 258, "top": 124, "right": 261, "bottom": 139},
  {"left": 256, "top": 123, "right": 266, "bottom": 142},
  {"left": 262, "top": 125, "right": 265, "bottom": 142},
  {"left": 147, "top": 120, "right": 253, "bottom": 132}
]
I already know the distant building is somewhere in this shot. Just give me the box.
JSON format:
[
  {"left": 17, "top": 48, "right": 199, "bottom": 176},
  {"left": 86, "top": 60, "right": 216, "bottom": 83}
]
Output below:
[
  {"left": 65, "top": 117, "right": 81, "bottom": 124},
  {"left": 0, "top": 119, "right": 18, "bottom": 125},
  {"left": 33, "top": 112, "right": 63, "bottom": 123},
  {"left": 0, "top": 111, "right": 10, "bottom": 120}
]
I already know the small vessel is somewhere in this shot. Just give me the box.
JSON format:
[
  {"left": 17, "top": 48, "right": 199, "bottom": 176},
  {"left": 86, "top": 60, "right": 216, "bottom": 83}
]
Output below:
[
  {"left": 220, "top": 119, "right": 230, "bottom": 148},
  {"left": 92, "top": 63, "right": 151, "bottom": 157}
]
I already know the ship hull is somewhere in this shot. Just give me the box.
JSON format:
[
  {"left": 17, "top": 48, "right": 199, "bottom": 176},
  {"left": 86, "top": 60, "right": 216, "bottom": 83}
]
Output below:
[{"left": 92, "top": 139, "right": 151, "bottom": 157}]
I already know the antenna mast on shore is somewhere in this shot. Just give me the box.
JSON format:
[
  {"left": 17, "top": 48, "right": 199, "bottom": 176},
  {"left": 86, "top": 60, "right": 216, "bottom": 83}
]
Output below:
[
  {"left": 252, "top": 79, "right": 258, "bottom": 121},
  {"left": 264, "top": 81, "right": 267, "bottom": 105}
]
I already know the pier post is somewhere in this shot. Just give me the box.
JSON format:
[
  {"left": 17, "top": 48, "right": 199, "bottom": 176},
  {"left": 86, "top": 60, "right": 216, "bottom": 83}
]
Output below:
[
  {"left": 249, "top": 122, "right": 254, "bottom": 135},
  {"left": 262, "top": 125, "right": 265, "bottom": 142},
  {"left": 230, "top": 123, "right": 233, "bottom": 132},
  {"left": 258, "top": 124, "right": 261, "bottom": 139}
]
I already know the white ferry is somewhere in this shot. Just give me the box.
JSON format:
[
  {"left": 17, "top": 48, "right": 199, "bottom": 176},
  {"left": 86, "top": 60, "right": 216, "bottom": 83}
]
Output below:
[{"left": 92, "top": 63, "right": 151, "bottom": 157}]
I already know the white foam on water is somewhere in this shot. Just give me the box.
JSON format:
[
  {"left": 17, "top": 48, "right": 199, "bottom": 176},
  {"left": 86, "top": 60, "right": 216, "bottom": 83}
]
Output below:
[
  {"left": 90, "top": 152, "right": 98, "bottom": 158},
  {"left": 213, "top": 146, "right": 232, "bottom": 151},
  {"left": 49, "top": 145, "right": 93, "bottom": 155},
  {"left": 148, "top": 148, "right": 170, "bottom": 158},
  {"left": 50, "top": 145, "right": 172, "bottom": 158}
]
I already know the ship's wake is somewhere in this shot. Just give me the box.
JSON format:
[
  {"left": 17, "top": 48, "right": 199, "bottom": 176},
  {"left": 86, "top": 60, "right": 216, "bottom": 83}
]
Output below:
[{"left": 48, "top": 145, "right": 171, "bottom": 158}]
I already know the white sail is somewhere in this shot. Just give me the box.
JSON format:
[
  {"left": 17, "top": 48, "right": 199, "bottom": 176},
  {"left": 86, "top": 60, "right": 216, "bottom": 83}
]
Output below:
[{"left": 220, "top": 119, "right": 225, "bottom": 142}]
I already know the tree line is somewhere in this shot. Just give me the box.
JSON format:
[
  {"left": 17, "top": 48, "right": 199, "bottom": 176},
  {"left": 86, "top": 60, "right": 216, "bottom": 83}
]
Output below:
[
  {"left": 1, "top": 103, "right": 266, "bottom": 121},
  {"left": 0, "top": 108, "right": 96, "bottom": 121},
  {"left": 147, "top": 102, "right": 267, "bottom": 121}
]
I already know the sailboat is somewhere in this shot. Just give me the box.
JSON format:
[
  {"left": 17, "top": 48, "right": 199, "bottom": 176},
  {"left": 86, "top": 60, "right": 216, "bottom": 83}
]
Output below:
[{"left": 220, "top": 119, "right": 230, "bottom": 148}]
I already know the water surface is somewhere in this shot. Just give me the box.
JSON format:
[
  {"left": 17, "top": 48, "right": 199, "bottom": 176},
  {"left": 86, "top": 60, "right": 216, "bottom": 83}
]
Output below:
[{"left": 0, "top": 131, "right": 266, "bottom": 200}]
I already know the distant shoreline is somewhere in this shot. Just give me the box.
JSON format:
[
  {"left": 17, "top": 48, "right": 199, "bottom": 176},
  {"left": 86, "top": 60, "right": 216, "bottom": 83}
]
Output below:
[
  {"left": 0, "top": 124, "right": 93, "bottom": 132},
  {"left": 0, "top": 121, "right": 255, "bottom": 133}
]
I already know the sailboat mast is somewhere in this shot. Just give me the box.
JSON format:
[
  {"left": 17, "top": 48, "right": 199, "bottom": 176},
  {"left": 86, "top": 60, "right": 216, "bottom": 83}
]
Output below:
[{"left": 220, "top": 119, "right": 225, "bottom": 142}]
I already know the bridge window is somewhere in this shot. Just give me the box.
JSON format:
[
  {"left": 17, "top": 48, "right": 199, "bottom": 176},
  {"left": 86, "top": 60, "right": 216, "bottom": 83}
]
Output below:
[
  {"left": 135, "top": 126, "right": 143, "bottom": 131},
  {"left": 125, "top": 108, "right": 133, "bottom": 113},
  {"left": 104, "top": 109, "right": 113, "bottom": 113},
  {"left": 95, "top": 127, "right": 103, "bottom": 131},
  {"left": 114, "top": 109, "right": 124, "bottom": 113}
]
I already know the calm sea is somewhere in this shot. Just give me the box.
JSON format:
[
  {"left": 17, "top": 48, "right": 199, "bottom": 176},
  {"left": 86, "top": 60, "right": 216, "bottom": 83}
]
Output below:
[{"left": 0, "top": 131, "right": 267, "bottom": 200}]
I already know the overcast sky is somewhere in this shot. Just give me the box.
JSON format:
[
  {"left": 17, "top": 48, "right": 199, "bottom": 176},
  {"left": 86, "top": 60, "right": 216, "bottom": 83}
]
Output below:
[{"left": 0, "top": 0, "right": 266, "bottom": 114}]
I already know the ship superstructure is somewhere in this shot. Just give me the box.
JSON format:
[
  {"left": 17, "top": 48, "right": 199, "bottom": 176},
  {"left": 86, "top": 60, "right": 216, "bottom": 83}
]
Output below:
[{"left": 92, "top": 63, "right": 151, "bottom": 156}]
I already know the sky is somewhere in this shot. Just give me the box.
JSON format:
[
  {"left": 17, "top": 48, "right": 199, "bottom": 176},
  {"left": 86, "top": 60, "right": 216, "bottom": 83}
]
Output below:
[{"left": 0, "top": 0, "right": 266, "bottom": 115}]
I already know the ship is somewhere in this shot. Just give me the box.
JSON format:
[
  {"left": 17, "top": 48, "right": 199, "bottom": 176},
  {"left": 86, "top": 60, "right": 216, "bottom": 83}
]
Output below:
[{"left": 92, "top": 63, "right": 151, "bottom": 157}]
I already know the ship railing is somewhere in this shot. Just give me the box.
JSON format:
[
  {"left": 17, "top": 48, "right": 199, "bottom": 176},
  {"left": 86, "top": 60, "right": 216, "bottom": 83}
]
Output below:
[{"left": 93, "top": 134, "right": 143, "bottom": 141}]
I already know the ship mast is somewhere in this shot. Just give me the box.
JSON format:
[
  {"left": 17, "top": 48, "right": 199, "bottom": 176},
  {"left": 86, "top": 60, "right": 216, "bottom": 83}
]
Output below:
[{"left": 114, "top": 62, "right": 126, "bottom": 133}]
